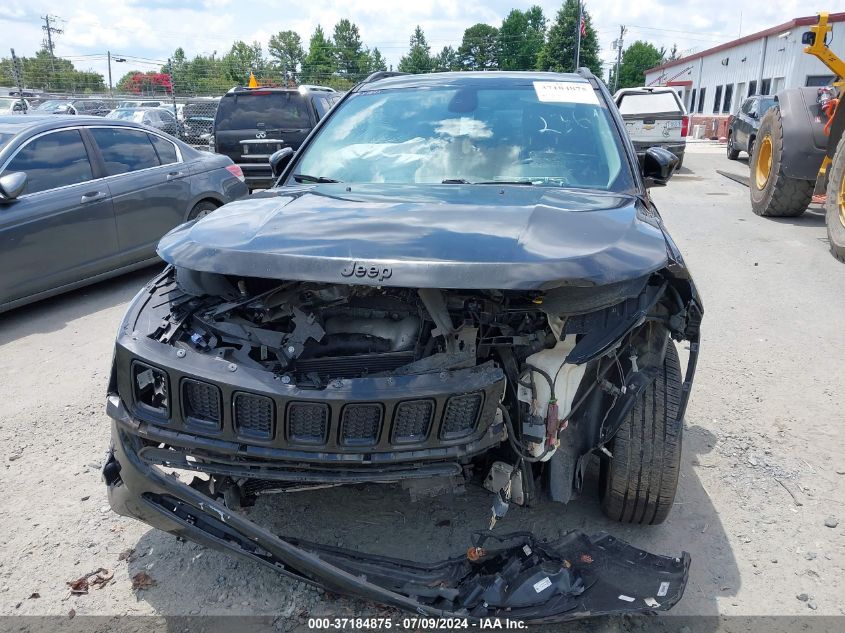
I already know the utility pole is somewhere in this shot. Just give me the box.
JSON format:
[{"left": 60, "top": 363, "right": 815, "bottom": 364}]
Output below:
[
  {"left": 613, "top": 25, "right": 627, "bottom": 92},
  {"left": 168, "top": 57, "right": 177, "bottom": 116},
  {"left": 41, "top": 15, "right": 63, "bottom": 81},
  {"left": 108, "top": 51, "right": 113, "bottom": 98}
]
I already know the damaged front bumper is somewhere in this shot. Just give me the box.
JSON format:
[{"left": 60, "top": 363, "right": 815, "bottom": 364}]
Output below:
[{"left": 105, "top": 396, "right": 690, "bottom": 622}]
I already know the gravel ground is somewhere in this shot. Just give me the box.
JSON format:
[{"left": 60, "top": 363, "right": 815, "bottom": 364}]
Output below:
[{"left": 1, "top": 143, "right": 844, "bottom": 630}]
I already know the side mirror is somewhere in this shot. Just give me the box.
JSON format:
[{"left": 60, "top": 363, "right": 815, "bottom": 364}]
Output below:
[
  {"left": 0, "top": 172, "right": 27, "bottom": 201},
  {"left": 269, "top": 147, "right": 294, "bottom": 178},
  {"left": 642, "top": 146, "right": 678, "bottom": 187}
]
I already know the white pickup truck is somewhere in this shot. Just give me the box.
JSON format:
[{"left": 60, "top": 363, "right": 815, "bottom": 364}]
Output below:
[{"left": 614, "top": 87, "right": 689, "bottom": 170}]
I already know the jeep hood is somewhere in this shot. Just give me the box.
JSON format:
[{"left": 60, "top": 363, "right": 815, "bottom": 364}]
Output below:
[{"left": 158, "top": 184, "right": 669, "bottom": 290}]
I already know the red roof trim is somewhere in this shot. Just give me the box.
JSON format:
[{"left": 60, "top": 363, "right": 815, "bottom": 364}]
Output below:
[{"left": 645, "top": 12, "right": 845, "bottom": 74}]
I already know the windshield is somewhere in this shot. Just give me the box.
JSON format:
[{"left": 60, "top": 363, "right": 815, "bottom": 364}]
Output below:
[
  {"left": 107, "top": 109, "right": 144, "bottom": 122},
  {"left": 216, "top": 92, "right": 311, "bottom": 129},
  {"left": 292, "top": 82, "right": 633, "bottom": 191},
  {"left": 0, "top": 98, "right": 17, "bottom": 110},
  {"left": 35, "top": 100, "right": 67, "bottom": 111},
  {"left": 0, "top": 132, "right": 14, "bottom": 150},
  {"left": 759, "top": 97, "right": 776, "bottom": 114},
  {"left": 617, "top": 91, "right": 682, "bottom": 115}
]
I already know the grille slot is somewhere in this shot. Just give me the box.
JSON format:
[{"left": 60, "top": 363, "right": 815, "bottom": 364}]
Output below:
[
  {"left": 440, "top": 393, "right": 483, "bottom": 439},
  {"left": 295, "top": 351, "right": 414, "bottom": 380},
  {"left": 392, "top": 400, "right": 434, "bottom": 443},
  {"left": 340, "top": 404, "right": 382, "bottom": 446},
  {"left": 234, "top": 393, "right": 274, "bottom": 439},
  {"left": 182, "top": 379, "right": 222, "bottom": 429},
  {"left": 287, "top": 402, "right": 329, "bottom": 444}
]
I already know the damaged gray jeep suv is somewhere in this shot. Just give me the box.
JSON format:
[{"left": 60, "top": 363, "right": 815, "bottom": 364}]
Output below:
[{"left": 104, "top": 70, "right": 702, "bottom": 621}]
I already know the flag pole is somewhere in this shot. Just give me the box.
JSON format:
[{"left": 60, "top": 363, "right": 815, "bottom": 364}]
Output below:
[{"left": 575, "top": 1, "right": 583, "bottom": 70}]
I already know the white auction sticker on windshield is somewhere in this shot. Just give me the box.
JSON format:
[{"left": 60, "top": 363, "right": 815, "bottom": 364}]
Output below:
[{"left": 533, "top": 81, "right": 599, "bottom": 105}]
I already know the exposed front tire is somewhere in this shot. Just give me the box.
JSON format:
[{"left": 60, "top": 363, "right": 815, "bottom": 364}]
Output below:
[
  {"left": 749, "top": 108, "right": 814, "bottom": 217},
  {"left": 188, "top": 200, "right": 219, "bottom": 221},
  {"left": 824, "top": 136, "right": 845, "bottom": 263},
  {"left": 727, "top": 133, "right": 739, "bottom": 160},
  {"left": 599, "top": 343, "right": 683, "bottom": 525}
]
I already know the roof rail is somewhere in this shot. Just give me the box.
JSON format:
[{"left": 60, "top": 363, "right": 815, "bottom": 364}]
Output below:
[
  {"left": 361, "top": 71, "right": 410, "bottom": 84},
  {"left": 298, "top": 84, "right": 336, "bottom": 93}
]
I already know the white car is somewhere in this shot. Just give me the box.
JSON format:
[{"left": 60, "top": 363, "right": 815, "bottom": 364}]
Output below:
[
  {"left": 614, "top": 87, "right": 688, "bottom": 170},
  {"left": 0, "top": 97, "right": 29, "bottom": 115}
]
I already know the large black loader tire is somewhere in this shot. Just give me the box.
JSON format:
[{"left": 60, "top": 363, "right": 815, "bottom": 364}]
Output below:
[
  {"left": 824, "top": 135, "right": 845, "bottom": 263},
  {"left": 599, "top": 343, "right": 683, "bottom": 525},
  {"left": 749, "top": 107, "right": 815, "bottom": 217}
]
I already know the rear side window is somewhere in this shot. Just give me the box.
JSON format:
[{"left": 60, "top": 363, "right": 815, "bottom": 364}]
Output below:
[
  {"left": 5, "top": 129, "right": 93, "bottom": 195},
  {"left": 215, "top": 92, "right": 311, "bottom": 129},
  {"left": 149, "top": 134, "right": 178, "bottom": 164},
  {"left": 91, "top": 128, "right": 160, "bottom": 175},
  {"left": 617, "top": 92, "right": 682, "bottom": 115}
]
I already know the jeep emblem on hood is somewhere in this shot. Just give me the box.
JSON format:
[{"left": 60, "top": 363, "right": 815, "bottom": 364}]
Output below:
[{"left": 341, "top": 261, "right": 393, "bottom": 282}]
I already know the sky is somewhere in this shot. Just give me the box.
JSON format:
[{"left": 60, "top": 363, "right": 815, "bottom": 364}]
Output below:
[{"left": 1, "top": 0, "right": 843, "bottom": 85}]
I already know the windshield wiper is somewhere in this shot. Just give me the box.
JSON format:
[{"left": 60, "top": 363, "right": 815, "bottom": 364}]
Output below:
[
  {"left": 293, "top": 174, "right": 341, "bottom": 183},
  {"left": 474, "top": 180, "right": 535, "bottom": 185},
  {"left": 441, "top": 179, "right": 535, "bottom": 185}
]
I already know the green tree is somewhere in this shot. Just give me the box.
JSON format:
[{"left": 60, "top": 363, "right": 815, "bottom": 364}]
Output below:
[
  {"left": 301, "top": 25, "right": 336, "bottom": 83},
  {"left": 498, "top": 7, "right": 546, "bottom": 70},
  {"left": 223, "top": 40, "right": 267, "bottom": 84},
  {"left": 367, "top": 47, "right": 387, "bottom": 73},
  {"left": 432, "top": 46, "right": 460, "bottom": 72},
  {"left": 333, "top": 19, "right": 370, "bottom": 81},
  {"left": 398, "top": 26, "right": 432, "bottom": 74},
  {"left": 457, "top": 23, "right": 499, "bottom": 70},
  {"left": 611, "top": 40, "right": 665, "bottom": 89},
  {"left": 269, "top": 30, "right": 305, "bottom": 83},
  {"left": 0, "top": 49, "right": 106, "bottom": 92},
  {"left": 537, "top": 0, "right": 601, "bottom": 75}
]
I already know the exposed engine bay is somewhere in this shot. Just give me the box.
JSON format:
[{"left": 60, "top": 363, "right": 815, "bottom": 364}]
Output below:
[{"left": 118, "top": 264, "right": 701, "bottom": 522}]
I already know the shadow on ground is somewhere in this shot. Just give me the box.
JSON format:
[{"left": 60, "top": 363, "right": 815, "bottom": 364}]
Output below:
[
  {"left": 126, "top": 422, "right": 736, "bottom": 632},
  {"left": 0, "top": 265, "right": 162, "bottom": 345}
]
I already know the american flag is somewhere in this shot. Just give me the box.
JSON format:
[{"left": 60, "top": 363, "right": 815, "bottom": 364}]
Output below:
[{"left": 580, "top": 6, "right": 587, "bottom": 37}]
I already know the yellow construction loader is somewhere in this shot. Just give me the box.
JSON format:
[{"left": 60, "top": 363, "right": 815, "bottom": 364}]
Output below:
[{"left": 749, "top": 12, "right": 845, "bottom": 261}]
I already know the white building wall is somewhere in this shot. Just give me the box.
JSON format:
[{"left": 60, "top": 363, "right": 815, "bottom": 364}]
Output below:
[{"left": 644, "top": 19, "right": 845, "bottom": 117}]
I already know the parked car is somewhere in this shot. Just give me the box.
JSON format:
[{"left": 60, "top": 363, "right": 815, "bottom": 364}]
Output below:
[
  {"left": 181, "top": 98, "right": 219, "bottom": 144},
  {"left": 103, "top": 71, "right": 702, "bottom": 620},
  {"left": 614, "top": 87, "right": 689, "bottom": 169},
  {"left": 117, "top": 100, "right": 162, "bottom": 109},
  {"left": 106, "top": 107, "right": 180, "bottom": 136},
  {"left": 0, "top": 116, "right": 248, "bottom": 313},
  {"left": 727, "top": 95, "right": 778, "bottom": 160},
  {"left": 0, "top": 97, "right": 29, "bottom": 114},
  {"left": 35, "top": 98, "right": 113, "bottom": 116},
  {"left": 212, "top": 85, "right": 340, "bottom": 190}
]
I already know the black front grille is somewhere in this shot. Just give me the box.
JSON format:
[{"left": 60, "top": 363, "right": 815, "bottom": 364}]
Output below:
[
  {"left": 440, "top": 393, "right": 483, "bottom": 439},
  {"left": 295, "top": 351, "right": 414, "bottom": 380},
  {"left": 288, "top": 402, "right": 329, "bottom": 444},
  {"left": 182, "top": 379, "right": 221, "bottom": 429},
  {"left": 392, "top": 400, "right": 434, "bottom": 443},
  {"left": 340, "top": 404, "right": 382, "bottom": 446},
  {"left": 234, "top": 393, "right": 274, "bottom": 439}
]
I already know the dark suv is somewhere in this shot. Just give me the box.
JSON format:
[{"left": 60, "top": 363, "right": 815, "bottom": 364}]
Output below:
[
  {"left": 727, "top": 95, "right": 777, "bottom": 159},
  {"left": 212, "top": 85, "right": 339, "bottom": 190},
  {"left": 104, "top": 71, "right": 701, "bottom": 621}
]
